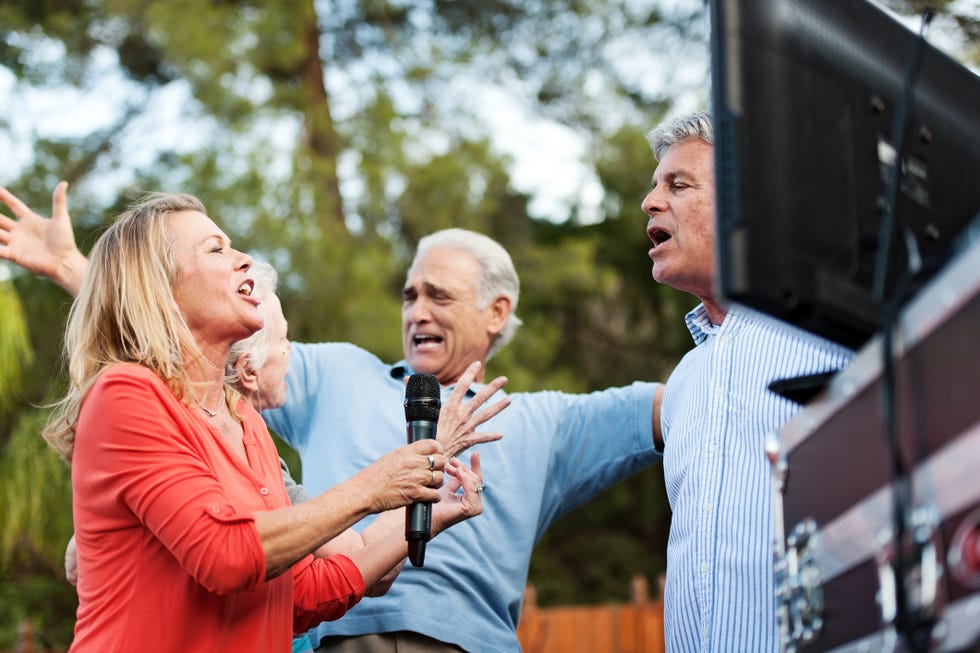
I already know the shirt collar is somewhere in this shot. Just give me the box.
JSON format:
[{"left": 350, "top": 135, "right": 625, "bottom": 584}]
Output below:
[
  {"left": 684, "top": 303, "right": 745, "bottom": 345},
  {"left": 390, "top": 361, "right": 412, "bottom": 381},
  {"left": 389, "top": 360, "right": 481, "bottom": 397},
  {"left": 684, "top": 303, "right": 719, "bottom": 345}
]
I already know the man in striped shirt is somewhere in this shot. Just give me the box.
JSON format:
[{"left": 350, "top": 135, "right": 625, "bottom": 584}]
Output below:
[{"left": 641, "top": 111, "right": 853, "bottom": 652}]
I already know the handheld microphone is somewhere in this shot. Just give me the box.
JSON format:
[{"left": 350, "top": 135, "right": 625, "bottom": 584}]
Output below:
[{"left": 404, "top": 373, "right": 441, "bottom": 567}]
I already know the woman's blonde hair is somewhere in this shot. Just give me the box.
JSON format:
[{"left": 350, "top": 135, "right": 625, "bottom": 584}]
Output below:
[{"left": 43, "top": 192, "right": 239, "bottom": 460}]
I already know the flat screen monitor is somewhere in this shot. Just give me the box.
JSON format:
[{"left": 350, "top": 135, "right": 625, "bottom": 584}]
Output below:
[{"left": 710, "top": 0, "right": 980, "bottom": 349}]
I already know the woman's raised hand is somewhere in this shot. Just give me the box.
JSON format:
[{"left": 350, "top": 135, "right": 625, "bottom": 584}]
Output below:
[{"left": 0, "top": 181, "right": 87, "bottom": 295}]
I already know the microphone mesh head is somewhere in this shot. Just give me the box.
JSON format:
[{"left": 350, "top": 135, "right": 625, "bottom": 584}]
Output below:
[{"left": 405, "top": 373, "right": 441, "bottom": 422}]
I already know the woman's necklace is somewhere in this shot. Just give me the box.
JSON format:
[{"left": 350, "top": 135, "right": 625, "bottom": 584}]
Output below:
[
  {"left": 199, "top": 403, "right": 222, "bottom": 417},
  {"left": 194, "top": 393, "right": 224, "bottom": 418}
]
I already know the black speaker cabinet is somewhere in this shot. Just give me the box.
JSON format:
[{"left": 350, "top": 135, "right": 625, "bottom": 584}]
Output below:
[{"left": 769, "top": 232, "right": 980, "bottom": 653}]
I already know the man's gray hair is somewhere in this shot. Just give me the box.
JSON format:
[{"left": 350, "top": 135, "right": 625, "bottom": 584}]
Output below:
[
  {"left": 646, "top": 110, "right": 714, "bottom": 161},
  {"left": 412, "top": 228, "right": 522, "bottom": 360}
]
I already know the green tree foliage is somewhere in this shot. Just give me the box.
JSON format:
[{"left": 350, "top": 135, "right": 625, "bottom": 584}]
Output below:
[
  {"left": 1, "top": 5, "right": 704, "bottom": 642},
  {"left": 0, "top": 281, "right": 34, "bottom": 415},
  {"left": 2, "top": 0, "right": 973, "bottom": 647},
  {"left": 0, "top": 412, "right": 73, "bottom": 571},
  {"left": 884, "top": 0, "right": 979, "bottom": 66},
  {"left": 0, "top": 412, "right": 76, "bottom": 651}
]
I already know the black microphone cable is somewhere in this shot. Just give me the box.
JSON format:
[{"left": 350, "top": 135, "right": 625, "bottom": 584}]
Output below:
[{"left": 870, "top": 8, "right": 935, "bottom": 653}]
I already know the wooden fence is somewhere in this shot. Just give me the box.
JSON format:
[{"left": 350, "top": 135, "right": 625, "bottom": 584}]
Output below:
[{"left": 517, "top": 577, "right": 665, "bottom": 653}]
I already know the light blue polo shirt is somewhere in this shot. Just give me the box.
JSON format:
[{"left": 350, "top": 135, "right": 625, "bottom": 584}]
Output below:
[{"left": 264, "top": 341, "right": 658, "bottom": 653}]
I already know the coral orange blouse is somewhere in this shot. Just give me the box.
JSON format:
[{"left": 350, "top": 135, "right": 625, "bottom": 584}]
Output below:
[{"left": 69, "top": 364, "right": 365, "bottom": 652}]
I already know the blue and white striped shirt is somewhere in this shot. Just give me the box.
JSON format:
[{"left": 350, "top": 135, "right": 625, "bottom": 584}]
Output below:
[{"left": 661, "top": 304, "right": 853, "bottom": 652}]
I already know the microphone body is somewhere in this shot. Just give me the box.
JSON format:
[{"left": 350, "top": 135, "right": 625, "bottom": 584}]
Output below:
[{"left": 404, "top": 373, "right": 441, "bottom": 567}]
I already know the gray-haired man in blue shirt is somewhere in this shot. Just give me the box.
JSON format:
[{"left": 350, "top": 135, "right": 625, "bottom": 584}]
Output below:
[{"left": 263, "top": 228, "right": 662, "bottom": 653}]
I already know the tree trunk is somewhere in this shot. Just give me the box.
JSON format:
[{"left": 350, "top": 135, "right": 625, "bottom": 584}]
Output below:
[{"left": 298, "top": 0, "right": 345, "bottom": 234}]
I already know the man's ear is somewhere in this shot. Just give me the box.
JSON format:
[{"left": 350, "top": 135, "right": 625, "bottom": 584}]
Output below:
[
  {"left": 487, "top": 295, "right": 513, "bottom": 336},
  {"left": 234, "top": 353, "right": 259, "bottom": 393}
]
